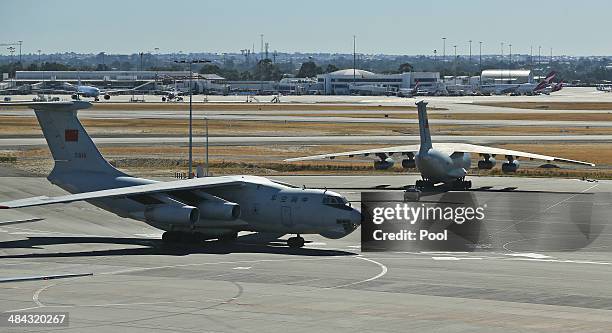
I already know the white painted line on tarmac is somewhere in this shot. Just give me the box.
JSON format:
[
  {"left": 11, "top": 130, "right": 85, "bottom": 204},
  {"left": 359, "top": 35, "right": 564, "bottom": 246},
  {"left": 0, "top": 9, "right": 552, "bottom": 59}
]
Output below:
[{"left": 504, "top": 253, "right": 553, "bottom": 259}]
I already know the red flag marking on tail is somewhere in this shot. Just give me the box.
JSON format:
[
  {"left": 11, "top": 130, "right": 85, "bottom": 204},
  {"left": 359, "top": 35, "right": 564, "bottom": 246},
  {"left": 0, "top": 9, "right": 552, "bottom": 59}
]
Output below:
[{"left": 65, "top": 129, "right": 79, "bottom": 142}]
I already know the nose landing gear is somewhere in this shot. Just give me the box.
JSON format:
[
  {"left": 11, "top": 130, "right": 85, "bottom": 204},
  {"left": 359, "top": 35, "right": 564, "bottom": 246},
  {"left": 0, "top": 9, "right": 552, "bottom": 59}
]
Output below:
[
  {"left": 415, "top": 179, "right": 435, "bottom": 190},
  {"left": 452, "top": 178, "right": 472, "bottom": 190},
  {"left": 287, "top": 235, "right": 305, "bottom": 248}
]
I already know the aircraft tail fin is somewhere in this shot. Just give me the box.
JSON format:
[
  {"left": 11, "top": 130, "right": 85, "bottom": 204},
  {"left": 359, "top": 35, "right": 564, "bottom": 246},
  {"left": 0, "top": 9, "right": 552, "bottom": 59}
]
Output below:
[
  {"left": 416, "top": 100, "right": 432, "bottom": 152},
  {"left": 0, "top": 101, "right": 124, "bottom": 181},
  {"left": 544, "top": 71, "right": 557, "bottom": 83}
]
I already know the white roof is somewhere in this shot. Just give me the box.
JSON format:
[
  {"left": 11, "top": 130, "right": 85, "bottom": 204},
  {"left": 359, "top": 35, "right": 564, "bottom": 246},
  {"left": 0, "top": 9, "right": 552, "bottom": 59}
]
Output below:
[
  {"left": 328, "top": 69, "right": 376, "bottom": 77},
  {"left": 481, "top": 69, "right": 531, "bottom": 78}
]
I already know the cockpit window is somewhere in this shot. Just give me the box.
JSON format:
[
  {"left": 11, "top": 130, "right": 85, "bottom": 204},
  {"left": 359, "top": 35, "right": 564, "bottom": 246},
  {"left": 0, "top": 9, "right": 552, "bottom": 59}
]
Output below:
[
  {"left": 323, "top": 194, "right": 352, "bottom": 210},
  {"left": 323, "top": 195, "right": 348, "bottom": 205}
]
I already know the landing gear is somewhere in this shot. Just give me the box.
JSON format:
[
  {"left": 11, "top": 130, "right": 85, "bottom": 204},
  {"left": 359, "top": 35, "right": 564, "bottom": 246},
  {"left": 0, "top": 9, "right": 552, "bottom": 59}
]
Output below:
[
  {"left": 415, "top": 179, "right": 434, "bottom": 190},
  {"left": 287, "top": 235, "right": 305, "bottom": 248},
  {"left": 452, "top": 178, "right": 472, "bottom": 190},
  {"left": 218, "top": 232, "right": 238, "bottom": 242},
  {"left": 162, "top": 231, "right": 182, "bottom": 243}
]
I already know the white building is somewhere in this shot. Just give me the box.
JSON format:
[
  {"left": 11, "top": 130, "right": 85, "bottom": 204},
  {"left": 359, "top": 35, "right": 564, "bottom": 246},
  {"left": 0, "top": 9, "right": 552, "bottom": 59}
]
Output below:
[
  {"left": 316, "top": 69, "right": 439, "bottom": 95},
  {"left": 480, "top": 69, "right": 533, "bottom": 84}
]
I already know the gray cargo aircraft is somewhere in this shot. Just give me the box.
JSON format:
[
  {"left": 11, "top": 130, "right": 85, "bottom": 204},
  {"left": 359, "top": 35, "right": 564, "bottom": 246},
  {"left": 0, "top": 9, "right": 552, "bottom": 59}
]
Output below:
[
  {"left": 286, "top": 101, "right": 594, "bottom": 190},
  {"left": 0, "top": 101, "right": 360, "bottom": 248}
]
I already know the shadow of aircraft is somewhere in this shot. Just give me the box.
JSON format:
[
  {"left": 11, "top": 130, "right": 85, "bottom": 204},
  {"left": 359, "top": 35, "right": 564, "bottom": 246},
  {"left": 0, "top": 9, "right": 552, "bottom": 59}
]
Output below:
[{"left": 0, "top": 233, "right": 356, "bottom": 259}]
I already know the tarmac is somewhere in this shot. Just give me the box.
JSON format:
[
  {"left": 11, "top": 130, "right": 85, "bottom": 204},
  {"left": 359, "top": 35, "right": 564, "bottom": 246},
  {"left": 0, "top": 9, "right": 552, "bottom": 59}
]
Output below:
[{"left": 0, "top": 174, "right": 611, "bottom": 332}]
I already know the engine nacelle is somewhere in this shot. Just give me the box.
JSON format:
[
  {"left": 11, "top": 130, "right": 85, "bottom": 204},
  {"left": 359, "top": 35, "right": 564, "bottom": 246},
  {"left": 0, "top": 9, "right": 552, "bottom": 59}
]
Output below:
[
  {"left": 103, "top": 94, "right": 111, "bottom": 100},
  {"left": 198, "top": 201, "right": 241, "bottom": 221},
  {"left": 478, "top": 157, "right": 496, "bottom": 170},
  {"left": 502, "top": 160, "right": 520, "bottom": 173},
  {"left": 374, "top": 158, "right": 394, "bottom": 170},
  {"left": 144, "top": 205, "right": 199, "bottom": 224},
  {"left": 401, "top": 158, "right": 416, "bottom": 169}
]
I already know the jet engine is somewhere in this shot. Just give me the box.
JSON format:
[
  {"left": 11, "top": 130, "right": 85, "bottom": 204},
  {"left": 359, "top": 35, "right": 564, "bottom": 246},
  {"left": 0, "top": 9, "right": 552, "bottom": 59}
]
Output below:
[
  {"left": 401, "top": 158, "right": 416, "bottom": 169},
  {"left": 374, "top": 158, "right": 394, "bottom": 170},
  {"left": 198, "top": 201, "right": 241, "bottom": 221},
  {"left": 478, "top": 156, "right": 496, "bottom": 169},
  {"left": 144, "top": 205, "right": 199, "bottom": 224},
  {"left": 104, "top": 94, "right": 111, "bottom": 100},
  {"left": 501, "top": 159, "right": 520, "bottom": 173}
]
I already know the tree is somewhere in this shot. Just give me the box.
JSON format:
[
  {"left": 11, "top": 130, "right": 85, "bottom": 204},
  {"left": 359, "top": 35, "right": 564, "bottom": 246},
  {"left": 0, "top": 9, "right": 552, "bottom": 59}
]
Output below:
[
  {"left": 199, "top": 64, "right": 222, "bottom": 74},
  {"left": 95, "top": 64, "right": 109, "bottom": 71},
  {"left": 297, "top": 61, "right": 322, "bottom": 78},
  {"left": 254, "top": 59, "right": 282, "bottom": 81},
  {"left": 325, "top": 64, "right": 339, "bottom": 73},
  {"left": 398, "top": 63, "right": 413, "bottom": 73}
]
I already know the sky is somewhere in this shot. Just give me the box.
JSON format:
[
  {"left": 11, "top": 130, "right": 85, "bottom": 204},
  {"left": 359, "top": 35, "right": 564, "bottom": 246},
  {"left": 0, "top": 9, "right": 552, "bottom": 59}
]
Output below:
[{"left": 1, "top": 0, "right": 611, "bottom": 56}]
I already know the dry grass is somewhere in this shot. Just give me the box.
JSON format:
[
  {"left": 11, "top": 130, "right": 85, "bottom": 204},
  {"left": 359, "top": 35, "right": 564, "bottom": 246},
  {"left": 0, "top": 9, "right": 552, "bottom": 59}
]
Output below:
[
  {"left": 3, "top": 142, "right": 610, "bottom": 179},
  {"left": 290, "top": 112, "right": 612, "bottom": 122},
  {"left": 472, "top": 102, "right": 612, "bottom": 110},
  {"left": 3, "top": 115, "right": 612, "bottom": 138}
]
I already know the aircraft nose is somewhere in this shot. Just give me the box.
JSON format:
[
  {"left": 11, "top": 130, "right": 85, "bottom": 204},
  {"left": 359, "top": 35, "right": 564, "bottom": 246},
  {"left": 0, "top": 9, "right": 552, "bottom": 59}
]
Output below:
[
  {"left": 350, "top": 207, "right": 362, "bottom": 227},
  {"left": 341, "top": 207, "right": 361, "bottom": 234}
]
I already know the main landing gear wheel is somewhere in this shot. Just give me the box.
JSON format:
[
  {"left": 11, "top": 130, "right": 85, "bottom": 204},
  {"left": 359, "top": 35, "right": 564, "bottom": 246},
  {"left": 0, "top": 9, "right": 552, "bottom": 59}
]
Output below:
[
  {"left": 287, "top": 235, "right": 305, "bottom": 248},
  {"left": 218, "top": 232, "right": 238, "bottom": 242},
  {"left": 452, "top": 179, "right": 472, "bottom": 190},
  {"left": 162, "top": 231, "right": 182, "bottom": 243}
]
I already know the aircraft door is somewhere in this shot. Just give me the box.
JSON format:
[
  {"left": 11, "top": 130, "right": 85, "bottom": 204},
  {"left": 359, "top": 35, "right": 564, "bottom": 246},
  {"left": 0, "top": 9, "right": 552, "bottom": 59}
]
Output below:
[{"left": 281, "top": 206, "right": 293, "bottom": 227}]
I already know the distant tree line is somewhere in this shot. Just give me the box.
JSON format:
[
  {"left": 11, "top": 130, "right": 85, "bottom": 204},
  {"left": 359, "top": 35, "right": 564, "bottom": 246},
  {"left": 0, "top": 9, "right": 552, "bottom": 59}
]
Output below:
[{"left": 1, "top": 55, "right": 611, "bottom": 84}]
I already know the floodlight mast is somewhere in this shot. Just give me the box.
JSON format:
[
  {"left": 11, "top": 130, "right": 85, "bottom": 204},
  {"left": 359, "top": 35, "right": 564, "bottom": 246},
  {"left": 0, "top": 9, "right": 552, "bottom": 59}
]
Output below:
[{"left": 174, "top": 59, "right": 211, "bottom": 178}]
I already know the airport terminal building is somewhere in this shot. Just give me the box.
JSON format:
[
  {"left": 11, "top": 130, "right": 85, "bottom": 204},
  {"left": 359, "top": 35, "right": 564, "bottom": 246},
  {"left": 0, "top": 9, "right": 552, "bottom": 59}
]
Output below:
[{"left": 316, "top": 69, "right": 439, "bottom": 95}]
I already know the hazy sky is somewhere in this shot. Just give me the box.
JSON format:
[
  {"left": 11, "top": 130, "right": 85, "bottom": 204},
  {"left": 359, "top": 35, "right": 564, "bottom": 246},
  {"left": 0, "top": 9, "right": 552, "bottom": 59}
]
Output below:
[{"left": 2, "top": 0, "right": 610, "bottom": 56}]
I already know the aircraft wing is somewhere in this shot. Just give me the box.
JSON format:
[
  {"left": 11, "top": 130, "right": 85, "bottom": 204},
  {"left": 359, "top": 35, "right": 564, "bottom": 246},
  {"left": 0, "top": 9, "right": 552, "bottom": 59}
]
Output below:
[
  {"left": 444, "top": 143, "right": 595, "bottom": 166},
  {"left": 284, "top": 145, "right": 421, "bottom": 162},
  {"left": 285, "top": 143, "right": 594, "bottom": 166},
  {"left": 0, "top": 177, "right": 245, "bottom": 209}
]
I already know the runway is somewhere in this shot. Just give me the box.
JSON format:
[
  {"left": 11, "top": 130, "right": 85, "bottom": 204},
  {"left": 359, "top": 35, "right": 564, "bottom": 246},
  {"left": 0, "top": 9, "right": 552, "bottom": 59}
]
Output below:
[{"left": 0, "top": 174, "right": 611, "bottom": 332}]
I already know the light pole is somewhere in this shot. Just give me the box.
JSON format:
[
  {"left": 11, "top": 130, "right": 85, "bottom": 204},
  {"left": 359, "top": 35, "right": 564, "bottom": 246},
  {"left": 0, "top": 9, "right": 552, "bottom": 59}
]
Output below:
[
  {"left": 509, "top": 44, "right": 512, "bottom": 69},
  {"left": 468, "top": 40, "right": 472, "bottom": 63},
  {"left": 550, "top": 47, "right": 553, "bottom": 65},
  {"left": 18, "top": 40, "right": 22, "bottom": 64},
  {"left": 479, "top": 41, "right": 483, "bottom": 72},
  {"left": 205, "top": 116, "right": 209, "bottom": 176},
  {"left": 353, "top": 35, "right": 356, "bottom": 85},
  {"left": 479, "top": 41, "right": 483, "bottom": 86},
  {"left": 500, "top": 42, "right": 504, "bottom": 82},
  {"left": 37, "top": 49, "right": 42, "bottom": 79},
  {"left": 453, "top": 45, "right": 457, "bottom": 79},
  {"left": 538, "top": 45, "right": 541, "bottom": 66},
  {"left": 442, "top": 37, "right": 446, "bottom": 61},
  {"left": 7, "top": 46, "right": 15, "bottom": 63},
  {"left": 174, "top": 59, "right": 211, "bottom": 179}
]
